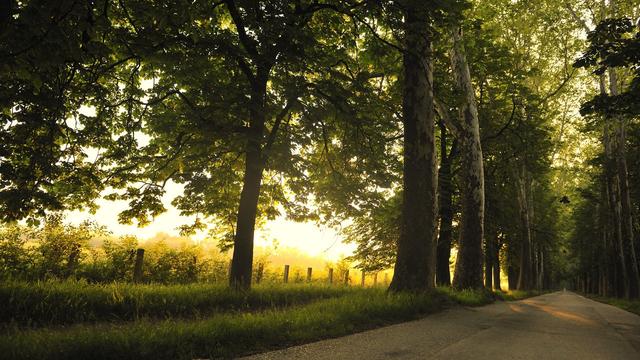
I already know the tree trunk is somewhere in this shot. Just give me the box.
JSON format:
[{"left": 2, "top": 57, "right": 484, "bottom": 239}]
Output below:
[
  {"left": 389, "top": 3, "right": 438, "bottom": 292},
  {"left": 450, "top": 27, "right": 485, "bottom": 290},
  {"left": 485, "top": 231, "right": 494, "bottom": 290},
  {"left": 508, "top": 261, "right": 518, "bottom": 291},
  {"left": 493, "top": 233, "right": 502, "bottom": 291},
  {"left": 436, "top": 124, "right": 455, "bottom": 286},
  {"left": 229, "top": 74, "right": 268, "bottom": 290},
  {"left": 516, "top": 165, "right": 534, "bottom": 290}
]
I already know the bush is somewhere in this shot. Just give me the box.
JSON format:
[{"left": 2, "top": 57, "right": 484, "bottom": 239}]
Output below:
[{"left": 0, "top": 225, "right": 35, "bottom": 280}]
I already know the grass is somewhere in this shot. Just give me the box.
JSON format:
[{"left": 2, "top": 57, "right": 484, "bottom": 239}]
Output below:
[
  {"left": 0, "top": 280, "right": 364, "bottom": 327},
  {"left": 586, "top": 294, "right": 640, "bottom": 316},
  {"left": 0, "top": 281, "right": 542, "bottom": 360},
  {"left": 493, "top": 289, "right": 545, "bottom": 301}
]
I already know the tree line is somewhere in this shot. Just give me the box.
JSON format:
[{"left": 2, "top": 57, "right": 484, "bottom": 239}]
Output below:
[{"left": 1, "top": 0, "right": 639, "bottom": 296}]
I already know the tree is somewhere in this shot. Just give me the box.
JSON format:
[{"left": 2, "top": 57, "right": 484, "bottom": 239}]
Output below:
[
  {"left": 574, "top": 8, "right": 640, "bottom": 297},
  {"left": 0, "top": 0, "right": 138, "bottom": 222},
  {"left": 389, "top": 0, "right": 439, "bottom": 292},
  {"left": 448, "top": 24, "right": 485, "bottom": 291}
]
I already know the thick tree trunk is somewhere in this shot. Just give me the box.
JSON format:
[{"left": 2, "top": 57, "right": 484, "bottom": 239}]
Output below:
[
  {"left": 436, "top": 124, "right": 455, "bottom": 286},
  {"left": 389, "top": 3, "right": 438, "bottom": 292},
  {"left": 230, "top": 75, "right": 268, "bottom": 290},
  {"left": 450, "top": 27, "right": 485, "bottom": 290},
  {"left": 516, "top": 165, "right": 534, "bottom": 290}
]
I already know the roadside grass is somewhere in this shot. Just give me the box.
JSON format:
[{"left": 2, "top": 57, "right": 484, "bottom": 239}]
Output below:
[
  {"left": 587, "top": 295, "right": 640, "bottom": 316},
  {"left": 493, "top": 289, "right": 544, "bottom": 301},
  {"left": 0, "top": 286, "right": 495, "bottom": 360},
  {"left": 0, "top": 280, "right": 365, "bottom": 327},
  {"left": 436, "top": 286, "right": 495, "bottom": 306}
]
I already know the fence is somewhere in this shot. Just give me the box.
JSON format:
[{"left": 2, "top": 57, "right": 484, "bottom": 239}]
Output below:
[{"left": 127, "top": 247, "right": 391, "bottom": 286}]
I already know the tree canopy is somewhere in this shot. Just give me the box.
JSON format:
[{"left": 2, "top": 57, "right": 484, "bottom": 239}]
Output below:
[{"left": 2, "top": 0, "right": 640, "bottom": 295}]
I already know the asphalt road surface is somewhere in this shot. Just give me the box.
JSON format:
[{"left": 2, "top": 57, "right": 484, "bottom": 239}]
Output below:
[{"left": 240, "top": 291, "right": 640, "bottom": 360}]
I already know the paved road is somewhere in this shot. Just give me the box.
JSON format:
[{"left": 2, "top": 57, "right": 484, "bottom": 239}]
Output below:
[{"left": 240, "top": 291, "right": 640, "bottom": 360}]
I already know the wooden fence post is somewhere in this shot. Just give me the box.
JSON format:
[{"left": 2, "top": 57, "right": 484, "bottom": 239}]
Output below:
[
  {"left": 328, "top": 268, "right": 333, "bottom": 284},
  {"left": 307, "top": 267, "right": 313, "bottom": 282},
  {"left": 133, "top": 249, "right": 145, "bottom": 283},
  {"left": 361, "top": 270, "right": 365, "bottom": 286},
  {"left": 384, "top": 272, "right": 389, "bottom": 285},
  {"left": 283, "top": 264, "right": 290, "bottom": 283},
  {"left": 256, "top": 263, "right": 264, "bottom": 284},
  {"left": 344, "top": 269, "right": 349, "bottom": 285},
  {"left": 373, "top": 272, "right": 378, "bottom": 286}
]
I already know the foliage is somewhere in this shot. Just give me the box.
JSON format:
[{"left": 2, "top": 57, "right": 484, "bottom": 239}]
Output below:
[
  {"left": 0, "top": 0, "right": 139, "bottom": 221},
  {"left": 100, "top": 235, "right": 139, "bottom": 282},
  {"left": 0, "top": 219, "right": 224, "bottom": 284},
  {"left": 0, "top": 225, "right": 35, "bottom": 280},
  {"left": 344, "top": 193, "right": 400, "bottom": 272},
  {"left": 574, "top": 17, "right": 640, "bottom": 116}
]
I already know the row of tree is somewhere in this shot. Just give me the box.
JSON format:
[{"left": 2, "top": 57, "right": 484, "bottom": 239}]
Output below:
[
  {"left": 569, "top": 0, "right": 640, "bottom": 299},
  {"left": 1, "top": 0, "right": 637, "bottom": 294}
]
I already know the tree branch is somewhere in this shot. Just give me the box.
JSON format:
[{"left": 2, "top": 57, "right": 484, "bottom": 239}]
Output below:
[
  {"left": 262, "top": 98, "right": 298, "bottom": 158},
  {"left": 434, "top": 97, "right": 460, "bottom": 137},
  {"left": 224, "top": 0, "right": 260, "bottom": 61}
]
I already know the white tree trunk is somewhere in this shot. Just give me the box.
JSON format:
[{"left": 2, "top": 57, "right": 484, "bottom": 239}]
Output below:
[{"left": 450, "top": 26, "right": 486, "bottom": 290}]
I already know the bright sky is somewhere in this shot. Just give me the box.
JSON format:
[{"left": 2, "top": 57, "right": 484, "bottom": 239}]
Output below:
[{"left": 66, "top": 181, "right": 356, "bottom": 261}]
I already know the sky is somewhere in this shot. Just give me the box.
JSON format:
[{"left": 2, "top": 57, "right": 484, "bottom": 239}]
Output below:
[{"left": 66, "top": 181, "right": 356, "bottom": 262}]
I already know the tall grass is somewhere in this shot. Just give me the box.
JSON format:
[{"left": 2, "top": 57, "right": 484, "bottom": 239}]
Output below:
[
  {"left": 0, "top": 289, "right": 463, "bottom": 360},
  {"left": 0, "top": 280, "right": 541, "bottom": 360},
  {"left": 0, "top": 280, "right": 363, "bottom": 327}
]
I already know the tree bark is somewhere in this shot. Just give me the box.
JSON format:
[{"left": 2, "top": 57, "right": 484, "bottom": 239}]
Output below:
[
  {"left": 229, "top": 73, "right": 268, "bottom": 290},
  {"left": 436, "top": 124, "right": 456, "bottom": 286},
  {"left": 450, "top": 27, "right": 485, "bottom": 290},
  {"left": 389, "top": 3, "right": 438, "bottom": 292},
  {"left": 516, "top": 165, "right": 534, "bottom": 290}
]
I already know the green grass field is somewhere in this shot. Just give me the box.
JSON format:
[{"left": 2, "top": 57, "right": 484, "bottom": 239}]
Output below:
[{"left": 0, "top": 281, "right": 539, "bottom": 360}]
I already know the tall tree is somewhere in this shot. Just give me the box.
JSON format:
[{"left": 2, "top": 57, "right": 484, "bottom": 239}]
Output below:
[
  {"left": 389, "top": 0, "right": 438, "bottom": 292},
  {"left": 449, "top": 25, "right": 485, "bottom": 290}
]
